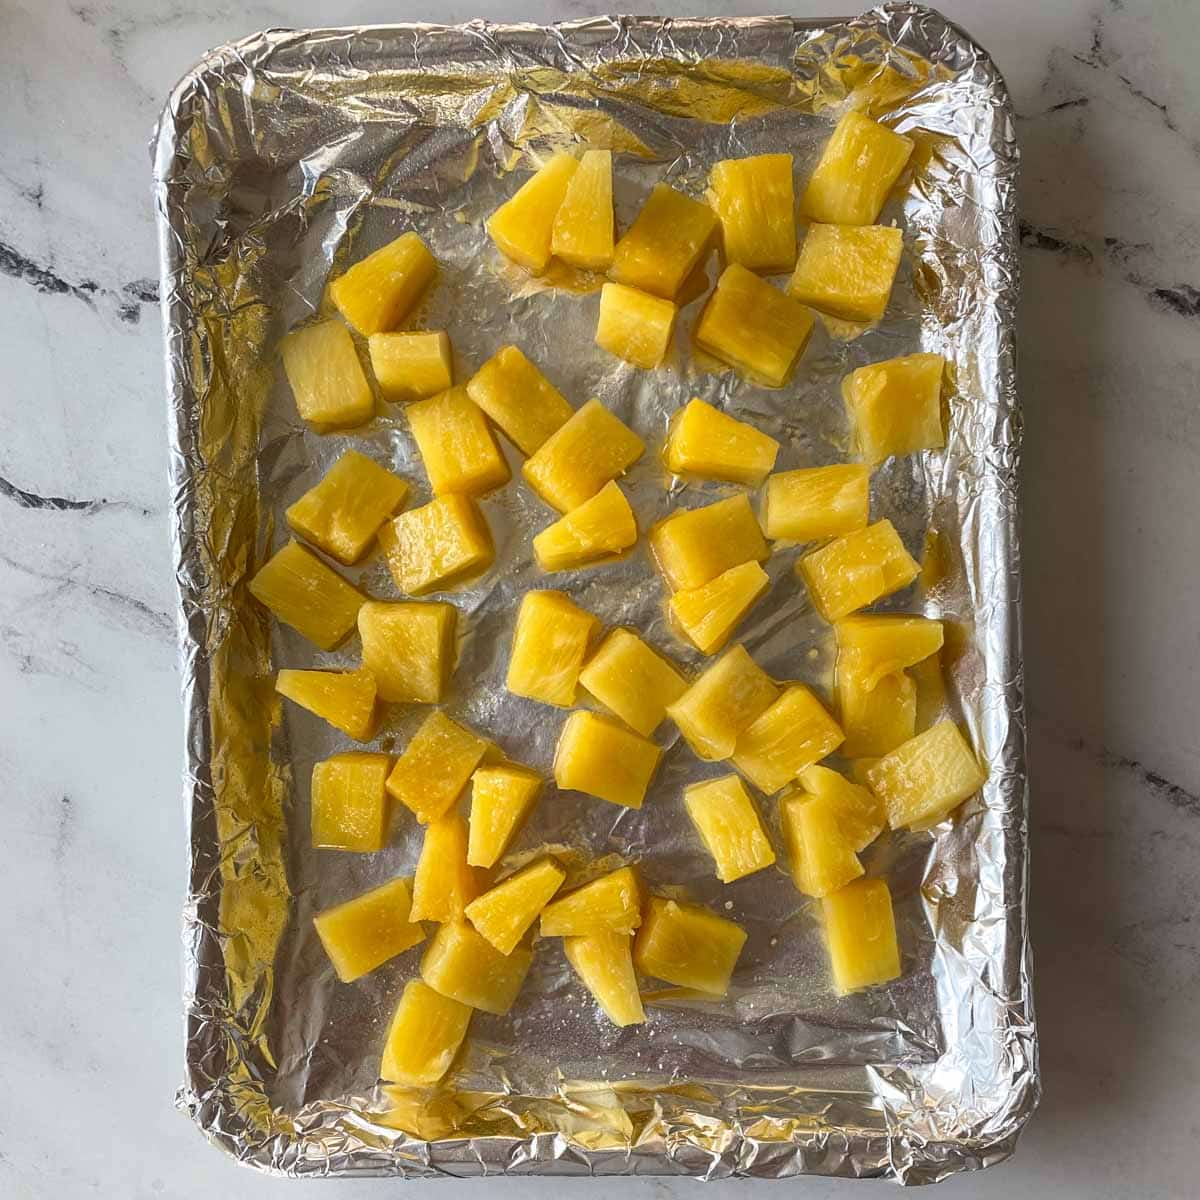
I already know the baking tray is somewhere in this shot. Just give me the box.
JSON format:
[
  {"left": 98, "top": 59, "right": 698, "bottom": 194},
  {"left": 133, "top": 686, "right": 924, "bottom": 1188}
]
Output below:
[{"left": 154, "top": 4, "right": 1035, "bottom": 1184}]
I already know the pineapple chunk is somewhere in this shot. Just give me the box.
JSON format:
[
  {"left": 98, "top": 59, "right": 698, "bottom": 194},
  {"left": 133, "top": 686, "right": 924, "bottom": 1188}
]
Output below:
[
  {"left": 506, "top": 590, "right": 599, "bottom": 707},
  {"left": 669, "top": 560, "right": 769, "bottom": 655},
  {"left": 540, "top": 865, "right": 642, "bottom": 936},
  {"left": 797, "top": 519, "right": 919, "bottom": 621},
  {"left": 311, "top": 752, "right": 391, "bottom": 852},
  {"left": 465, "top": 857, "right": 566, "bottom": 954},
  {"left": 380, "top": 979, "right": 472, "bottom": 1086},
  {"left": 578, "top": 628, "right": 688, "bottom": 736},
  {"left": 313, "top": 876, "right": 425, "bottom": 982},
  {"left": 788, "top": 223, "right": 904, "bottom": 324},
  {"left": 835, "top": 614, "right": 944, "bottom": 690},
  {"left": 683, "top": 775, "right": 776, "bottom": 883},
  {"left": 330, "top": 231, "right": 437, "bottom": 336},
  {"left": 380, "top": 494, "right": 494, "bottom": 595},
  {"left": 421, "top": 919, "right": 533, "bottom": 1014},
  {"left": 249, "top": 539, "right": 364, "bottom": 650},
  {"left": 387, "top": 711, "right": 490, "bottom": 824},
  {"left": 286, "top": 450, "right": 409, "bottom": 565},
  {"left": 709, "top": 153, "right": 796, "bottom": 273},
  {"left": 780, "top": 792, "right": 863, "bottom": 898},
  {"left": 551, "top": 149, "right": 615, "bottom": 270},
  {"left": 664, "top": 398, "right": 780, "bottom": 486},
  {"left": 564, "top": 932, "right": 645, "bottom": 1027},
  {"left": 667, "top": 643, "right": 778, "bottom": 761},
  {"left": 611, "top": 183, "right": 718, "bottom": 300},
  {"left": 649, "top": 494, "right": 769, "bottom": 592},
  {"left": 694, "top": 264, "right": 816, "bottom": 388},
  {"left": 762, "top": 464, "right": 870, "bottom": 543},
  {"left": 281, "top": 319, "right": 374, "bottom": 431},
  {"left": 407, "top": 386, "right": 510, "bottom": 497},
  {"left": 276, "top": 668, "right": 377, "bottom": 742},
  {"left": 798, "top": 764, "right": 885, "bottom": 852},
  {"left": 465, "top": 345, "right": 574, "bottom": 457},
  {"left": 368, "top": 331, "right": 453, "bottom": 401},
  {"left": 358, "top": 600, "right": 456, "bottom": 704},
  {"left": 595, "top": 282, "right": 677, "bottom": 369},
  {"left": 410, "top": 813, "right": 479, "bottom": 923},
  {"left": 554, "top": 711, "right": 661, "bottom": 809},
  {"left": 844, "top": 353, "right": 945, "bottom": 464},
  {"left": 731, "top": 684, "right": 844, "bottom": 794},
  {"left": 633, "top": 896, "right": 746, "bottom": 996},
  {"left": 866, "top": 719, "right": 986, "bottom": 828},
  {"left": 821, "top": 877, "right": 902, "bottom": 994},
  {"left": 911, "top": 649, "right": 947, "bottom": 730},
  {"left": 487, "top": 151, "right": 579, "bottom": 274},
  {"left": 467, "top": 765, "right": 542, "bottom": 868},
  {"left": 533, "top": 481, "right": 637, "bottom": 571},
  {"left": 837, "top": 666, "right": 916, "bottom": 757},
  {"left": 801, "top": 110, "right": 914, "bottom": 226}
]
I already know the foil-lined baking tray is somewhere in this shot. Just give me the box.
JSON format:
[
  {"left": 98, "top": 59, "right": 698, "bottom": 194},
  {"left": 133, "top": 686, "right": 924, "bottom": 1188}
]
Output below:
[{"left": 153, "top": 3, "right": 1034, "bottom": 1184}]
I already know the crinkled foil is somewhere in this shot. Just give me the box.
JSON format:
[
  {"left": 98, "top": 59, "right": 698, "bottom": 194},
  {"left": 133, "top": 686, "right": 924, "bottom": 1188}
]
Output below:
[{"left": 153, "top": 3, "right": 1033, "bottom": 1184}]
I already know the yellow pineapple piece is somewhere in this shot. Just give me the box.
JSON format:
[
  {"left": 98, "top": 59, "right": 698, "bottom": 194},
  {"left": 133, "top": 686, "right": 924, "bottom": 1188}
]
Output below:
[
  {"left": 683, "top": 775, "right": 776, "bottom": 883},
  {"left": 467, "top": 765, "right": 542, "bottom": 868},
  {"left": 409, "top": 813, "right": 479, "bottom": 923},
  {"left": 358, "top": 600, "right": 456, "bottom": 704},
  {"left": 694, "top": 264, "right": 816, "bottom": 388},
  {"left": 835, "top": 614, "right": 943, "bottom": 690},
  {"left": 911, "top": 649, "right": 947, "bottom": 730},
  {"left": 664, "top": 397, "right": 780, "bottom": 486},
  {"left": 578, "top": 628, "right": 688, "bottom": 736},
  {"left": 330, "top": 231, "right": 437, "bottom": 336},
  {"left": 286, "top": 450, "right": 409, "bottom": 565},
  {"left": 633, "top": 896, "right": 746, "bottom": 996},
  {"left": 465, "top": 345, "right": 574, "bottom": 456},
  {"left": 843, "top": 353, "right": 946, "bottom": 464},
  {"left": 611, "top": 183, "right": 718, "bottom": 300},
  {"left": 465, "top": 857, "right": 566, "bottom": 954},
  {"left": 313, "top": 876, "right": 425, "bottom": 982},
  {"left": 407, "top": 386, "right": 510, "bottom": 497},
  {"left": 421, "top": 919, "right": 533, "bottom": 1014},
  {"left": 709, "top": 152, "right": 796, "bottom": 273},
  {"left": 379, "top": 494, "right": 494, "bottom": 595},
  {"left": 276, "top": 668, "right": 378, "bottom": 742},
  {"left": 649, "top": 494, "right": 768, "bottom": 592},
  {"left": 801, "top": 110, "right": 914, "bottom": 226},
  {"left": 551, "top": 148, "right": 615, "bottom": 270},
  {"left": 667, "top": 643, "right": 778, "bottom": 761},
  {"left": 595, "top": 282, "right": 678, "bottom": 369},
  {"left": 798, "top": 764, "right": 885, "bottom": 852},
  {"left": 248, "top": 540, "right": 364, "bottom": 650},
  {"left": 669, "top": 560, "right": 769, "bottom": 655},
  {"left": 506, "top": 589, "right": 599, "bottom": 707},
  {"left": 281, "top": 319, "right": 374, "bottom": 431},
  {"left": 563, "top": 932, "right": 645, "bottom": 1027},
  {"left": 867, "top": 719, "right": 986, "bottom": 829},
  {"left": 487, "top": 151, "right": 579, "bottom": 274},
  {"left": 380, "top": 980, "right": 472, "bottom": 1086},
  {"left": 837, "top": 666, "right": 916, "bottom": 757},
  {"left": 821, "top": 877, "right": 902, "bottom": 994},
  {"left": 731, "top": 684, "right": 844, "bottom": 794},
  {"left": 311, "top": 752, "right": 391, "bottom": 852},
  {"left": 761, "top": 464, "right": 869, "bottom": 543},
  {"left": 780, "top": 792, "right": 863, "bottom": 898},
  {"left": 788, "top": 223, "right": 904, "bottom": 324},
  {"left": 539, "top": 865, "right": 642, "bottom": 936},
  {"left": 797, "top": 519, "right": 919, "bottom": 621},
  {"left": 554, "top": 711, "right": 661, "bottom": 809},
  {"left": 387, "top": 711, "right": 490, "bottom": 824},
  {"left": 368, "top": 331, "right": 453, "bottom": 401},
  {"left": 532, "top": 481, "right": 637, "bottom": 572}
]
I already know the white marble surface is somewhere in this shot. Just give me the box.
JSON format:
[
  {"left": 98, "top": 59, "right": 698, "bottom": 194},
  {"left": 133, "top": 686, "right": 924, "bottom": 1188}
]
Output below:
[{"left": 1, "top": 0, "right": 1197, "bottom": 1196}]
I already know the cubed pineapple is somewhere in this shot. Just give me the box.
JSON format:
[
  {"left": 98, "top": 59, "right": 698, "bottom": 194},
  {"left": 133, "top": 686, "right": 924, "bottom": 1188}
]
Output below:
[
  {"left": 539, "top": 865, "right": 642, "bottom": 936},
  {"left": 487, "top": 151, "right": 579, "bottom": 274},
  {"left": 843, "top": 353, "right": 945, "bottom": 464},
  {"left": 387, "top": 711, "right": 490, "bottom": 824},
  {"left": 554, "top": 711, "right": 661, "bottom": 809},
  {"left": 667, "top": 643, "right": 778, "bottom": 761},
  {"left": 276, "top": 668, "right": 378, "bottom": 742},
  {"left": 286, "top": 450, "right": 410, "bottom": 565},
  {"left": 798, "top": 764, "right": 885, "bottom": 852},
  {"left": 421, "top": 919, "right": 533, "bottom": 1014},
  {"left": 668, "top": 560, "right": 769, "bottom": 655},
  {"left": 683, "top": 775, "right": 776, "bottom": 883},
  {"left": 578, "top": 628, "right": 688, "bottom": 736},
  {"left": 311, "top": 752, "right": 391, "bottom": 852},
  {"left": 611, "top": 183, "right": 718, "bottom": 300},
  {"left": 551, "top": 149, "right": 615, "bottom": 270},
  {"left": 761, "top": 464, "right": 870, "bottom": 543},
  {"left": 649, "top": 494, "right": 769, "bottom": 592},
  {"left": 281, "top": 320, "right": 374, "bottom": 431},
  {"left": 835, "top": 614, "right": 943, "bottom": 690},
  {"left": 780, "top": 792, "right": 863, "bottom": 898},
  {"left": 380, "top": 980, "right": 472, "bottom": 1087},
  {"left": 664, "top": 398, "right": 780, "bottom": 486},
  {"left": 358, "top": 600, "right": 456, "bottom": 704},
  {"left": 368, "top": 331, "right": 453, "bottom": 401},
  {"left": 506, "top": 590, "right": 599, "bottom": 707},
  {"left": 379, "top": 494, "right": 494, "bottom": 595},
  {"left": 911, "top": 649, "right": 947, "bottom": 730},
  {"left": 313, "top": 876, "right": 425, "bottom": 982},
  {"left": 867, "top": 719, "right": 986, "bottom": 828},
  {"left": 731, "top": 684, "right": 844, "bottom": 794},
  {"left": 800, "top": 110, "right": 914, "bottom": 226},
  {"left": 564, "top": 932, "right": 645, "bottom": 1027},
  {"left": 532, "top": 481, "right": 638, "bottom": 572},
  {"left": 797, "top": 519, "right": 919, "bottom": 621},
  {"left": 249, "top": 539, "right": 365, "bottom": 650},
  {"left": 523, "top": 398, "right": 646, "bottom": 513},
  {"left": 465, "top": 345, "right": 574, "bottom": 457},
  {"left": 788, "top": 223, "right": 904, "bottom": 324},
  {"left": 837, "top": 666, "right": 916, "bottom": 757},
  {"left": 821, "top": 877, "right": 902, "bottom": 993},
  {"left": 595, "top": 282, "right": 678, "bottom": 369},
  {"left": 633, "top": 896, "right": 746, "bottom": 996},
  {"left": 330, "top": 231, "right": 437, "bottom": 336},
  {"left": 409, "top": 813, "right": 479, "bottom": 923},
  {"left": 709, "top": 153, "right": 796, "bottom": 273},
  {"left": 467, "top": 765, "right": 542, "bottom": 869},
  {"left": 465, "top": 857, "right": 566, "bottom": 954},
  {"left": 407, "top": 386, "right": 510, "bottom": 497},
  {"left": 694, "top": 264, "right": 816, "bottom": 388}
]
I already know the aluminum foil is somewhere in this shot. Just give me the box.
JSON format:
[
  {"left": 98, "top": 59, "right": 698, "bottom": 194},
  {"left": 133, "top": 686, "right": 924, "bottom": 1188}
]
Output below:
[{"left": 153, "top": 3, "right": 1033, "bottom": 1184}]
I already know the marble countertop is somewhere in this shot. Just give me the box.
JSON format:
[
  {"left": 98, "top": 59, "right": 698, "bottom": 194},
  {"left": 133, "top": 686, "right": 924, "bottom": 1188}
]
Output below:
[{"left": 2, "top": 1, "right": 1196, "bottom": 1197}]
